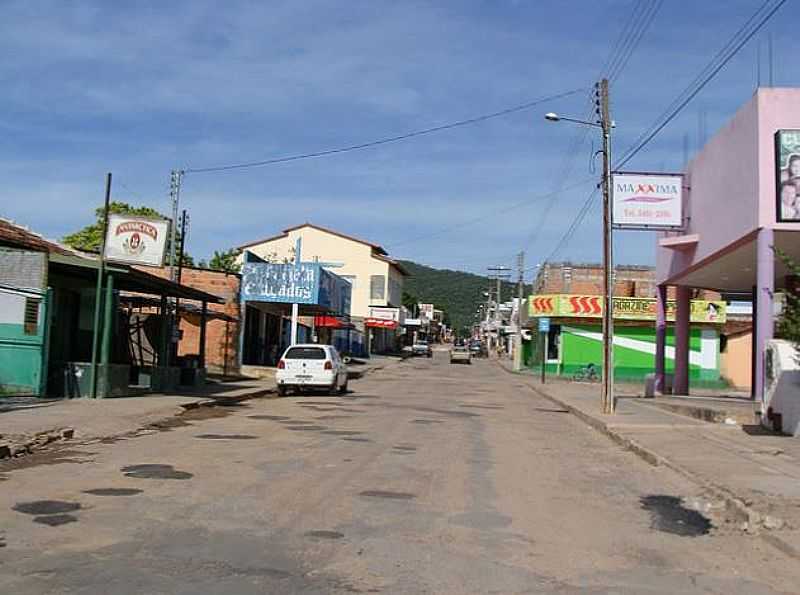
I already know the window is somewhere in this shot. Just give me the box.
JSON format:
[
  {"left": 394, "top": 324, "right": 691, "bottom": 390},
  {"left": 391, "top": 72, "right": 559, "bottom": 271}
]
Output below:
[
  {"left": 24, "top": 298, "right": 39, "bottom": 335},
  {"left": 370, "top": 275, "right": 385, "bottom": 300},
  {"left": 284, "top": 347, "right": 327, "bottom": 360}
]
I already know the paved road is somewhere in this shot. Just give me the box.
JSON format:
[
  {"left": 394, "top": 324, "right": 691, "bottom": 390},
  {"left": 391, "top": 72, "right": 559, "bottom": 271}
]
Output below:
[{"left": 1, "top": 354, "right": 797, "bottom": 594}]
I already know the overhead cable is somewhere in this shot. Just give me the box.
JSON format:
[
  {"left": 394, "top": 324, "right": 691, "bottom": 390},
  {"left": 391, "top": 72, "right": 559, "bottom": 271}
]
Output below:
[{"left": 185, "top": 88, "right": 585, "bottom": 174}]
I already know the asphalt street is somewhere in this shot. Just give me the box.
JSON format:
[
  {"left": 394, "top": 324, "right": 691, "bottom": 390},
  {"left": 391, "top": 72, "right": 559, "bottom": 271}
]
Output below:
[{"left": 1, "top": 353, "right": 798, "bottom": 594}]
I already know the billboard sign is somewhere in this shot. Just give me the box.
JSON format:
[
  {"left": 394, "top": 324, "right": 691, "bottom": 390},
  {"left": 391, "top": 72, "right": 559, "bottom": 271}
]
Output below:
[
  {"left": 241, "top": 262, "right": 318, "bottom": 304},
  {"left": 612, "top": 173, "right": 683, "bottom": 230},
  {"left": 104, "top": 215, "right": 169, "bottom": 266},
  {"left": 775, "top": 130, "right": 800, "bottom": 222},
  {"left": 366, "top": 306, "right": 400, "bottom": 329},
  {"left": 528, "top": 294, "right": 726, "bottom": 324}
]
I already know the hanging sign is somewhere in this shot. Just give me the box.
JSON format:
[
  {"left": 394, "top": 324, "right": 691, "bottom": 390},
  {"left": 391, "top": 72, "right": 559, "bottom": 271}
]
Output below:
[
  {"left": 104, "top": 215, "right": 170, "bottom": 266},
  {"left": 612, "top": 172, "right": 684, "bottom": 230}
]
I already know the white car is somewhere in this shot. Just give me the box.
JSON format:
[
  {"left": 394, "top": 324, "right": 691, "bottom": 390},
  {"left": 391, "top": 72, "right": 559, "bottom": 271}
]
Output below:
[{"left": 275, "top": 344, "right": 349, "bottom": 396}]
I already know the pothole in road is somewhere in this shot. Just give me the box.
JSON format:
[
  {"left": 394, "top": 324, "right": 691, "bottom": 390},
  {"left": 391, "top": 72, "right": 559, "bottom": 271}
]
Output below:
[
  {"left": 411, "top": 419, "right": 444, "bottom": 425},
  {"left": 315, "top": 415, "right": 353, "bottom": 421},
  {"left": 285, "top": 425, "right": 327, "bottom": 431},
  {"left": 460, "top": 404, "right": 504, "bottom": 410},
  {"left": 359, "top": 490, "right": 416, "bottom": 500},
  {"left": 640, "top": 495, "right": 712, "bottom": 537},
  {"left": 194, "top": 434, "right": 258, "bottom": 440},
  {"left": 533, "top": 407, "right": 570, "bottom": 414},
  {"left": 33, "top": 514, "right": 78, "bottom": 526},
  {"left": 342, "top": 437, "right": 371, "bottom": 443},
  {"left": 83, "top": 488, "right": 143, "bottom": 497},
  {"left": 248, "top": 415, "right": 291, "bottom": 421},
  {"left": 13, "top": 500, "right": 81, "bottom": 515},
  {"left": 321, "top": 430, "right": 364, "bottom": 436},
  {"left": 280, "top": 420, "right": 315, "bottom": 425},
  {"left": 393, "top": 445, "right": 417, "bottom": 451},
  {"left": 305, "top": 530, "right": 344, "bottom": 540},
  {"left": 121, "top": 464, "right": 193, "bottom": 480}
]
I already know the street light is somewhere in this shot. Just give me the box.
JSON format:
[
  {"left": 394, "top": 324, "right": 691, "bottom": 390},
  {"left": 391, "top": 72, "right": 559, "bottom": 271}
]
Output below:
[
  {"left": 544, "top": 79, "right": 615, "bottom": 414},
  {"left": 544, "top": 112, "right": 601, "bottom": 127}
]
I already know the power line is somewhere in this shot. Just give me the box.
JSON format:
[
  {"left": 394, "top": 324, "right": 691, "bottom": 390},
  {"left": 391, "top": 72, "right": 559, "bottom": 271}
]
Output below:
[
  {"left": 384, "top": 177, "right": 594, "bottom": 249},
  {"left": 184, "top": 88, "right": 585, "bottom": 174},
  {"left": 521, "top": 0, "right": 660, "bottom": 257},
  {"left": 617, "top": 0, "right": 785, "bottom": 168}
]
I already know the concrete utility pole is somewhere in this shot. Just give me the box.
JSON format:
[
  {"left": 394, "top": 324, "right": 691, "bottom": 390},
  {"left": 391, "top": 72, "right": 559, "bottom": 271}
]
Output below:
[
  {"left": 487, "top": 266, "right": 511, "bottom": 355},
  {"left": 514, "top": 252, "right": 525, "bottom": 371},
  {"left": 168, "top": 170, "right": 184, "bottom": 282},
  {"left": 598, "top": 78, "right": 615, "bottom": 414}
]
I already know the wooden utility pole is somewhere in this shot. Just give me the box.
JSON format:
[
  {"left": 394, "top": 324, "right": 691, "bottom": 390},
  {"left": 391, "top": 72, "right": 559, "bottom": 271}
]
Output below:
[{"left": 598, "top": 78, "right": 615, "bottom": 414}]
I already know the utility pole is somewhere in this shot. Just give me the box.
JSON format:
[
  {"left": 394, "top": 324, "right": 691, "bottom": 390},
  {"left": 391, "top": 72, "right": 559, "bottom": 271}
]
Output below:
[
  {"left": 597, "top": 78, "right": 615, "bottom": 414},
  {"left": 514, "top": 252, "right": 525, "bottom": 371},
  {"left": 487, "top": 265, "right": 511, "bottom": 356},
  {"left": 166, "top": 170, "right": 184, "bottom": 367},
  {"left": 168, "top": 170, "right": 184, "bottom": 282},
  {"left": 89, "top": 173, "right": 112, "bottom": 399}
]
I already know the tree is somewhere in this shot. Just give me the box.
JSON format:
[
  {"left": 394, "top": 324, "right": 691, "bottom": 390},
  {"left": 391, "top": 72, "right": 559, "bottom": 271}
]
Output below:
[
  {"left": 402, "top": 290, "right": 419, "bottom": 313},
  {"left": 776, "top": 250, "right": 800, "bottom": 352},
  {"left": 62, "top": 201, "right": 193, "bottom": 265},
  {"left": 207, "top": 249, "right": 242, "bottom": 273}
]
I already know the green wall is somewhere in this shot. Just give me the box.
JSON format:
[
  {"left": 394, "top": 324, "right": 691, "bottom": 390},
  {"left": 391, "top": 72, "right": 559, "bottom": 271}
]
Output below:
[
  {"left": 526, "top": 322, "right": 722, "bottom": 385},
  {"left": 0, "top": 290, "right": 49, "bottom": 396}
]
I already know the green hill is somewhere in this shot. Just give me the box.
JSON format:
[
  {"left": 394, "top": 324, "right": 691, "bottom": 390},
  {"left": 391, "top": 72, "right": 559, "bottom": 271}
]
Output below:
[{"left": 399, "top": 260, "right": 531, "bottom": 334}]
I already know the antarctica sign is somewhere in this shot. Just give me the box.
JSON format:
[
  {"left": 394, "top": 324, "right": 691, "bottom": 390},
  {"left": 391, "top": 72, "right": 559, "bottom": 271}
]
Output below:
[
  {"left": 612, "top": 173, "right": 684, "bottom": 230},
  {"left": 104, "top": 214, "right": 170, "bottom": 266}
]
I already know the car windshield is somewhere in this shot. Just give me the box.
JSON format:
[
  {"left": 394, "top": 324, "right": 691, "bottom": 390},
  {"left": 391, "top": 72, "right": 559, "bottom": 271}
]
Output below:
[
  {"left": 416, "top": 341, "right": 428, "bottom": 346},
  {"left": 284, "top": 347, "right": 327, "bottom": 360}
]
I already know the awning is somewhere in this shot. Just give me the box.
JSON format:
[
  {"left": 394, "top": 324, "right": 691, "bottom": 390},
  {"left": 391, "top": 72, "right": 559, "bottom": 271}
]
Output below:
[
  {"left": 120, "top": 295, "right": 237, "bottom": 322},
  {"left": 48, "top": 253, "right": 224, "bottom": 303},
  {"left": 314, "top": 315, "right": 355, "bottom": 330}
]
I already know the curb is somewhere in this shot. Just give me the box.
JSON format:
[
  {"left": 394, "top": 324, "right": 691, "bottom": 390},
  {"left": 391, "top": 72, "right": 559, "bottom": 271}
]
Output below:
[
  {"left": 0, "top": 386, "right": 272, "bottom": 463},
  {"left": 497, "top": 362, "right": 793, "bottom": 540}
]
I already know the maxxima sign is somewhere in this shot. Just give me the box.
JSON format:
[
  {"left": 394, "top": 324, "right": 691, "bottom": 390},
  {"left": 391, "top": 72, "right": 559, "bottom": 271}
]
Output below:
[{"left": 612, "top": 173, "right": 684, "bottom": 230}]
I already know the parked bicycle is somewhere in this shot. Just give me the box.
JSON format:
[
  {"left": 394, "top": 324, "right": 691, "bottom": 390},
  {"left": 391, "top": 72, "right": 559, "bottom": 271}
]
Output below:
[{"left": 571, "top": 363, "right": 599, "bottom": 383}]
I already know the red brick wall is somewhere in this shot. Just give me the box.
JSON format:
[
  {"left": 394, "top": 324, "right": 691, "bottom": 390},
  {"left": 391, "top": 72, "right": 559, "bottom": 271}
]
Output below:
[{"left": 136, "top": 266, "right": 241, "bottom": 374}]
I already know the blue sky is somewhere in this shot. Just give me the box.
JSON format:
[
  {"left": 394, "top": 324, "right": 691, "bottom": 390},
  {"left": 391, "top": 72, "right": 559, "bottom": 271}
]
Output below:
[{"left": 1, "top": 1, "right": 797, "bottom": 279}]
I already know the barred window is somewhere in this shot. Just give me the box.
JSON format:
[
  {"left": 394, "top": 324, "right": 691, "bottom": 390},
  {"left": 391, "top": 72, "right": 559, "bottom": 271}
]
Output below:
[{"left": 24, "top": 298, "right": 39, "bottom": 335}]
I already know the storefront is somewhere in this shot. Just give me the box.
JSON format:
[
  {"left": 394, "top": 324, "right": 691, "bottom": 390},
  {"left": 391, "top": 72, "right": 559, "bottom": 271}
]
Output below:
[
  {"left": 525, "top": 293, "right": 726, "bottom": 385},
  {"left": 239, "top": 254, "right": 352, "bottom": 366},
  {"left": 365, "top": 306, "right": 403, "bottom": 354}
]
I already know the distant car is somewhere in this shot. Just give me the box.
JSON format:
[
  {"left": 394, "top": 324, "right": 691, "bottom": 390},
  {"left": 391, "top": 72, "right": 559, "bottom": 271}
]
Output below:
[
  {"left": 412, "top": 341, "right": 432, "bottom": 358},
  {"left": 275, "top": 344, "right": 349, "bottom": 396},
  {"left": 450, "top": 345, "right": 471, "bottom": 365},
  {"left": 469, "top": 341, "right": 485, "bottom": 358}
]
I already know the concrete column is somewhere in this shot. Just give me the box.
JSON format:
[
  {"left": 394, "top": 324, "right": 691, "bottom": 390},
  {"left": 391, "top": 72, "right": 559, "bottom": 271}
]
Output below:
[
  {"left": 673, "top": 286, "right": 691, "bottom": 395},
  {"left": 755, "top": 227, "right": 775, "bottom": 402},
  {"left": 654, "top": 284, "right": 667, "bottom": 395}
]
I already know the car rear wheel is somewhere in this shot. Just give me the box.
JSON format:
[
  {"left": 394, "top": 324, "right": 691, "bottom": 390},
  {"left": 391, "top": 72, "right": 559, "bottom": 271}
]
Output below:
[
  {"left": 339, "top": 380, "right": 348, "bottom": 394},
  {"left": 277, "top": 386, "right": 287, "bottom": 397}
]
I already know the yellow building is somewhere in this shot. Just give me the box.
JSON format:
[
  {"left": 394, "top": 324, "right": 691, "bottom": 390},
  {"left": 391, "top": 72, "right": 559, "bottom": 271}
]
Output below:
[{"left": 238, "top": 223, "right": 407, "bottom": 356}]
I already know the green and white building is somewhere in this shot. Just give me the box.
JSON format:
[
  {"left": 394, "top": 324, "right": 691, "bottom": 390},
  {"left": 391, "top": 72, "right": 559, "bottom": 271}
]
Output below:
[{"left": 523, "top": 294, "right": 726, "bottom": 385}]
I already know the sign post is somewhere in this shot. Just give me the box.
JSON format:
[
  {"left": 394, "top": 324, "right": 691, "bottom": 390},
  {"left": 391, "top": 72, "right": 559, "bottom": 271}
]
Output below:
[{"left": 539, "top": 317, "right": 550, "bottom": 384}]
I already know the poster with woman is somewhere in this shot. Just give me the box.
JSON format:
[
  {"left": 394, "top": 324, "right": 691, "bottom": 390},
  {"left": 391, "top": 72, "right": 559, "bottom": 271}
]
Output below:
[{"left": 776, "top": 130, "right": 800, "bottom": 222}]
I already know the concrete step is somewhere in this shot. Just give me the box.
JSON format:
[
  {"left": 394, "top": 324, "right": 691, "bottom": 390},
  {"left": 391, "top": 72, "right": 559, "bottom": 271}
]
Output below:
[{"left": 640, "top": 396, "right": 759, "bottom": 425}]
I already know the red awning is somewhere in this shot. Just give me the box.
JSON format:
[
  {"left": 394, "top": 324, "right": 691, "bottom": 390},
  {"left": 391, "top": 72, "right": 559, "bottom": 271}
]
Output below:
[
  {"left": 365, "top": 318, "right": 398, "bottom": 329},
  {"left": 314, "top": 315, "right": 354, "bottom": 329}
]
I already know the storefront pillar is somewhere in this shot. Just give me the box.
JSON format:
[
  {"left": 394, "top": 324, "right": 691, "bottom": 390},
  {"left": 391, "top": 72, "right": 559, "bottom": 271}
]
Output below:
[
  {"left": 673, "top": 286, "right": 691, "bottom": 395},
  {"left": 100, "top": 274, "right": 114, "bottom": 367},
  {"left": 754, "top": 227, "right": 775, "bottom": 402},
  {"left": 654, "top": 284, "right": 667, "bottom": 394}
]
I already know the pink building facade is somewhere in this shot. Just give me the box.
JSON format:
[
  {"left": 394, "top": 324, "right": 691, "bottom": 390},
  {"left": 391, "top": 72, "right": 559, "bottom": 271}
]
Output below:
[{"left": 655, "top": 88, "right": 800, "bottom": 400}]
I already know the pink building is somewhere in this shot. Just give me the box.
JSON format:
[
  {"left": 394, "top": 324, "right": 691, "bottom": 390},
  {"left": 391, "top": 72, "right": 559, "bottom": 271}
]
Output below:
[{"left": 655, "top": 88, "right": 800, "bottom": 400}]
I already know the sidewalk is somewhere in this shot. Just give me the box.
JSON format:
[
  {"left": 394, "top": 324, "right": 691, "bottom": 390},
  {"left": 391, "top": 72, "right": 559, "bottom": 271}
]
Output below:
[
  {"left": 0, "top": 379, "right": 273, "bottom": 456},
  {"left": 500, "top": 360, "right": 800, "bottom": 545}
]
